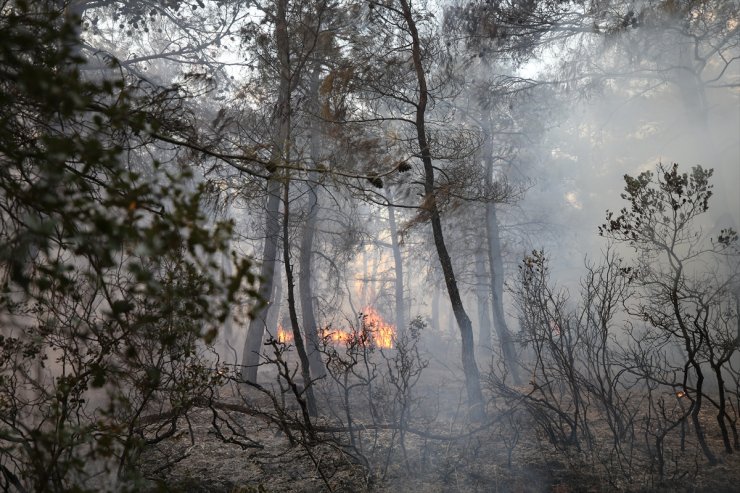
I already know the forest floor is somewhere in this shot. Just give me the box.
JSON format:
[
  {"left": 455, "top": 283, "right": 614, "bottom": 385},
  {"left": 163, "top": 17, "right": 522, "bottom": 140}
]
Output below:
[
  {"left": 138, "top": 342, "right": 740, "bottom": 492},
  {"left": 138, "top": 396, "right": 740, "bottom": 493}
]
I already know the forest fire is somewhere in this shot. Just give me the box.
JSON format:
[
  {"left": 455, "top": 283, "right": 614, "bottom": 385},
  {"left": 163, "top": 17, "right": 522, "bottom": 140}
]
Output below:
[
  {"left": 321, "top": 327, "right": 352, "bottom": 346},
  {"left": 275, "top": 308, "right": 396, "bottom": 349},
  {"left": 361, "top": 306, "right": 395, "bottom": 349},
  {"left": 277, "top": 325, "right": 293, "bottom": 344},
  {"left": 319, "top": 306, "right": 396, "bottom": 349}
]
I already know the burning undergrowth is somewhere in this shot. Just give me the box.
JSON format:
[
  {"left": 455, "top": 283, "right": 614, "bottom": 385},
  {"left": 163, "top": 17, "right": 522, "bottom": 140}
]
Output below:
[{"left": 276, "top": 306, "right": 396, "bottom": 350}]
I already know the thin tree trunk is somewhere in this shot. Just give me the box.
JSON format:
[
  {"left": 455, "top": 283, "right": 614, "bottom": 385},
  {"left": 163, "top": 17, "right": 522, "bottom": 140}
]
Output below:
[
  {"left": 398, "top": 0, "right": 485, "bottom": 420},
  {"left": 241, "top": 0, "right": 291, "bottom": 383},
  {"left": 241, "top": 179, "right": 281, "bottom": 383},
  {"left": 475, "top": 248, "right": 492, "bottom": 357},
  {"left": 299, "top": 179, "right": 324, "bottom": 377},
  {"left": 283, "top": 179, "right": 318, "bottom": 417},
  {"left": 388, "top": 202, "right": 405, "bottom": 336},
  {"left": 266, "top": 260, "right": 283, "bottom": 339},
  {"left": 299, "top": 68, "right": 325, "bottom": 378},
  {"left": 483, "top": 124, "right": 521, "bottom": 385}
]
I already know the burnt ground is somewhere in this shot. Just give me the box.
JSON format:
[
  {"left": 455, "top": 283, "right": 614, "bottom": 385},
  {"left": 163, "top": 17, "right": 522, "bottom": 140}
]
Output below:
[
  {"left": 137, "top": 397, "right": 740, "bottom": 493},
  {"left": 136, "top": 343, "right": 740, "bottom": 493}
]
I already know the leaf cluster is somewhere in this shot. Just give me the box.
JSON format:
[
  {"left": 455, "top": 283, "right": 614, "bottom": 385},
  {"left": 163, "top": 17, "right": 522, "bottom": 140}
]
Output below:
[{"left": 0, "top": 4, "right": 255, "bottom": 490}]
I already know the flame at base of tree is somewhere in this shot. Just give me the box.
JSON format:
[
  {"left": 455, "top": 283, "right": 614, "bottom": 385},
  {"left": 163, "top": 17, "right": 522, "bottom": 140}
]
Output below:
[
  {"left": 324, "top": 306, "right": 395, "bottom": 349},
  {"left": 273, "top": 306, "right": 396, "bottom": 349}
]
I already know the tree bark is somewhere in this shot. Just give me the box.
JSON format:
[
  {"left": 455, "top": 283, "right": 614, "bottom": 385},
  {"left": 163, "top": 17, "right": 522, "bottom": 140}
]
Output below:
[
  {"left": 241, "top": 0, "right": 291, "bottom": 383},
  {"left": 241, "top": 178, "right": 281, "bottom": 382},
  {"left": 266, "top": 260, "right": 283, "bottom": 339},
  {"left": 398, "top": 0, "right": 485, "bottom": 420},
  {"left": 483, "top": 124, "right": 521, "bottom": 386},
  {"left": 298, "top": 68, "right": 326, "bottom": 378},
  {"left": 299, "top": 178, "right": 324, "bottom": 378},
  {"left": 475, "top": 248, "right": 492, "bottom": 357},
  {"left": 283, "top": 179, "right": 318, "bottom": 417}
]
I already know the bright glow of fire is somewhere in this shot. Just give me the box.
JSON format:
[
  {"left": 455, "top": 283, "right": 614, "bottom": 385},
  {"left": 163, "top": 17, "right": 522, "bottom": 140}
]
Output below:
[
  {"left": 362, "top": 306, "right": 395, "bottom": 349},
  {"left": 321, "top": 328, "right": 351, "bottom": 346},
  {"left": 321, "top": 306, "right": 396, "bottom": 349},
  {"left": 277, "top": 325, "right": 293, "bottom": 344},
  {"left": 275, "top": 308, "right": 396, "bottom": 349}
]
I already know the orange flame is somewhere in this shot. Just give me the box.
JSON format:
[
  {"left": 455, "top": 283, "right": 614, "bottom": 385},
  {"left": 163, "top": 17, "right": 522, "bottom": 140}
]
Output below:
[
  {"left": 277, "top": 308, "right": 397, "bottom": 350},
  {"left": 320, "top": 307, "right": 396, "bottom": 349},
  {"left": 277, "top": 325, "right": 293, "bottom": 344},
  {"left": 361, "top": 306, "right": 395, "bottom": 349},
  {"left": 321, "top": 328, "right": 352, "bottom": 346}
]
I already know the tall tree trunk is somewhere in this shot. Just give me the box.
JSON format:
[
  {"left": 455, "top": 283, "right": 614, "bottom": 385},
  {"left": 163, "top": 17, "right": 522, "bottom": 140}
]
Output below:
[
  {"left": 399, "top": 0, "right": 485, "bottom": 420},
  {"left": 266, "top": 260, "right": 283, "bottom": 339},
  {"left": 674, "top": 33, "right": 708, "bottom": 126},
  {"left": 431, "top": 287, "right": 440, "bottom": 332},
  {"left": 299, "top": 179, "right": 324, "bottom": 377},
  {"left": 299, "top": 68, "right": 326, "bottom": 379},
  {"left": 241, "top": 178, "right": 281, "bottom": 382},
  {"left": 475, "top": 248, "right": 492, "bottom": 357},
  {"left": 483, "top": 125, "right": 521, "bottom": 386},
  {"left": 283, "top": 179, "right": 318, "bottom": 417},
  {"left": 388, "top": 202, "right": 405, "bottom": 336},
  {"left": 241, "top": 0, "right": 291, "bottom": 383}
]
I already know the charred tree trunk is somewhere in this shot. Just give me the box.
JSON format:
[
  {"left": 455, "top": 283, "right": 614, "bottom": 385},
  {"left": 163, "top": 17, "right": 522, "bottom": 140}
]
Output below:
[
  {"left": 241, "top": 0, "right": 291, "bottom": 383},
  {"left": 298, "top": 68, "right": 326, "bottom": 379},
  {"left": 483, "top": 125, "right": 521, "bottom": 386},
  {"left": 299, "top": 178, "right": 324, "bottom": 378},
  {"left": 399, "top": 0, "right": 485, "bottom": 420},
  {"left": 266, "top": 260, "right": 283, "bottom": 339},
  {"left": 283, "top": 178, "right": 318, "bottom": 417}
]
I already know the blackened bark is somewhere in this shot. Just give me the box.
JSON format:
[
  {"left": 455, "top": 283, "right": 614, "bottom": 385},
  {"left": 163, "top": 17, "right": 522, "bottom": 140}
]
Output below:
[
  {"left": 398, "top": 0, "right": 485, "bottom": 420},
  {"left": 299, "top": 68, "right": 326, "bottom": 378},
  {"left": 266, "top": 260, "right": 283, "bottom": 339},
  {"left": 283, "top": 179, "right": 318, "bottom": 417},
  {"left": 299, "top": 179, "right": 324, "bottom": 377}
]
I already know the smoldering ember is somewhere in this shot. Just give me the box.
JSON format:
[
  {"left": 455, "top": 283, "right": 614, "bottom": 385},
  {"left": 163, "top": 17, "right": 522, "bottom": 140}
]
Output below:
[{"left": 1, "top": 1, "right": 739, "bottom": 492}]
